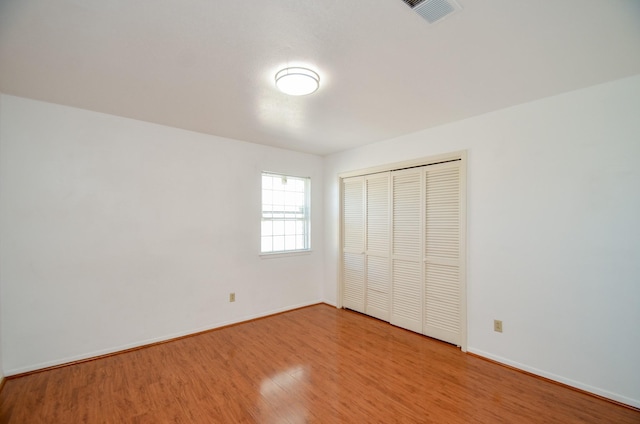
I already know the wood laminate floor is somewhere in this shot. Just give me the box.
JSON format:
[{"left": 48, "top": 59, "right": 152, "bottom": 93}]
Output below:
[{"left": 0, "top": 304, "right": 638, "bottom": 423}]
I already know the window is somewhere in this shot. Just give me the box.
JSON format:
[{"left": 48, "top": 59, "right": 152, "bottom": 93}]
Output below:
[{"left": 261, "top": 172, "right": 310, "bottom": 254}]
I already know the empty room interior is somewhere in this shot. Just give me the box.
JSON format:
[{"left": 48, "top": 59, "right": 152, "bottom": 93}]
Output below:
[{"left": 1, "top": 0, "right": 639, "bottom": 422}]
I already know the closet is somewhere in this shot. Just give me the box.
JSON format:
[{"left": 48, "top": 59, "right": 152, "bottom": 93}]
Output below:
[{"left": 340, "top": 154, "right": 466, "bottom": 349}]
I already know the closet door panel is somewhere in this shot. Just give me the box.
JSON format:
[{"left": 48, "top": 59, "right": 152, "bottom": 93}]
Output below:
[
  {"left": 343, "top": 252, "right": 365, "bottom": 312},
  {"left": 423, "top": 162, "right": 462, "bottom": 345},
  {"left": 342, "top": 177, "right": 365, "bottom": 313},
  {"left": 390, "top": 170, "right": 423, "bottom": 333},
  {"left": 424, "top": 263, "right": 460, "bottom": 344},
  {"left": 366, "top": 256, "right": 389, "bottom": 321},
  {"left": 391, "top": 259, "right": 422, "bottom": 332},
  {"left": 365, "top": 174, "right": 390, "bottom": 321},
  {"left": 365, "top": 174, "right": 390, "bottom": 255},
  {"left": 343, "top": 176, "right": 365, "bottom": 252}
]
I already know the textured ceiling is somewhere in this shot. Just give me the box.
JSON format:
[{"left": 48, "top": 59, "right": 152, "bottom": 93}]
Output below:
[{"left": 1, "top": 0, "right": 639, "bottom": 155}]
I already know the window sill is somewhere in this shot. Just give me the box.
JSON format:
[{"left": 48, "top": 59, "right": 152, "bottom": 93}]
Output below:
[{"left": 259, "top": 250, "right": 312, "bottom": 259}]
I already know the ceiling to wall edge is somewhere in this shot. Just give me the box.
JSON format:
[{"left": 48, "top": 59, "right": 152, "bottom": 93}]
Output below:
[{"left": 337, "top": 150, "right": 466, "bottom": 179}]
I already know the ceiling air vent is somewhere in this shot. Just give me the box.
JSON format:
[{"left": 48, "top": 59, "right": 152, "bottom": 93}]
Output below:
[{"left": 401, "top": 0, "right": 462, "bottom": 24}]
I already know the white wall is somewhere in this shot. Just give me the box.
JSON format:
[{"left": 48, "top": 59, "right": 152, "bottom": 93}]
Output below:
[
  {"left": 0, "top": 95, "right": 324, "bottom": 375},
  {"left": 323, "top": 75, "right": 640, "bottom": 407}
]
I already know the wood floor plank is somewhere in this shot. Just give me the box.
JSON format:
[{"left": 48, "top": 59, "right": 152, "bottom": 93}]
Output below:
[{"left": 1, "top": 304, "right": 638, "bottom": 423}]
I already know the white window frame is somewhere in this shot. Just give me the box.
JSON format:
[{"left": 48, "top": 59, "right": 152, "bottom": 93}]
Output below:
[{"left": 260, "top": 172, "right": 311, "bottom": 257}]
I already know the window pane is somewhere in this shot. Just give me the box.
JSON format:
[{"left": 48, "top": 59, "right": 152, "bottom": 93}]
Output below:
[
  {"left": 285, "top": 235, "right": 296, "bottom": 250},
  {"left": 261, "top": 237, "right": 273, "bottom": 253},
  {"left": 262, "top": 189, "right": 273, "bottom": 206},
  {"left": 285, "top": 191, "right": 296, "bottom": 205},
  {"left": 262, "top": 175, "right": 273, "bottom": 189},
  {"left": 273, "top": 220, "right": 284, "bottom": 236},
  {"left": 296, "top": 235, "right": 305, "bottom": 249},
  {"left": 284, "top": 220, "right": 296, "bottom": 235},
  {"left": 273, "top": 190, "right": 285, "bottom": 205},
  {"left": 261, "top": 221, "right": 272, "bottom": 237},
  {"left": 273, "top": 236, "right": 285, "bottom": 252}
]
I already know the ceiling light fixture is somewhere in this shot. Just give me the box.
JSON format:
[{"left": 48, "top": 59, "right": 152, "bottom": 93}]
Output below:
[{"left": 275, "top": 67, "right": 320, "bottom": 96}]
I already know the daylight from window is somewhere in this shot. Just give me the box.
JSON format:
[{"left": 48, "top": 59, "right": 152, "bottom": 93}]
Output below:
[{"left": 261, "top": 173, "right": 310, "bottom": 254}]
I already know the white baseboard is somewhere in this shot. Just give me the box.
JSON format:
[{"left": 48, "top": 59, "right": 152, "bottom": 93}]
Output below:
[
  {"left": 5, "top": 299, "right": 323, "bottom": 377},
  {"left": 467, "top": 347, "right": 639, "bottom": 409}
]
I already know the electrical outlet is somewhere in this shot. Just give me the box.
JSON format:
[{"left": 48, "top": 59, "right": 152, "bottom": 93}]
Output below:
[
  {"left": 494, "top": 320, "right": 503, "bottom": 333},
  {"left": 229, "top": 293, "right": 235, "bottom": 302}
]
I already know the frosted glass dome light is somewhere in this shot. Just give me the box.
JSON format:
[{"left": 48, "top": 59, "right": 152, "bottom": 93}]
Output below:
[{"left": 275, "top": 67, "right": 320, "bottom": 96}]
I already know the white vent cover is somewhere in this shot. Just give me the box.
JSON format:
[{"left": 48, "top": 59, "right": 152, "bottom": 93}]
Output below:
[{"left": 402, "top": 0, "right": 462, "bottom": 24}]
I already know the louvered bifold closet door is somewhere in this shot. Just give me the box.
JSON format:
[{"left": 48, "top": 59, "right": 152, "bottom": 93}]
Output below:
[
  {"left": 423, "top": 161, "right": 463, "bottom": 345},
  {"left": 390, "top": 169, "right": 423, "bottom": 333},
  {"left": 342, "top": 176, "right": 366, "bottom": 313},
  {"left": 365, "top": 173, "right": 390, "bottom": 321}
]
